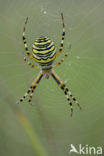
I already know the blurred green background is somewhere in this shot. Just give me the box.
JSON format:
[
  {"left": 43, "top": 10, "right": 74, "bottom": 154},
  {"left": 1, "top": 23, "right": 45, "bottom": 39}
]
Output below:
[{"left": 0, "top": 0, "right": 104, "bottom": 156}]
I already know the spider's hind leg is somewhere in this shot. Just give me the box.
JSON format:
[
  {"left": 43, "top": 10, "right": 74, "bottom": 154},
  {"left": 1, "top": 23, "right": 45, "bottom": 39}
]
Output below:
[{"left": 55, "top": 13, "right": 65, "bottom": 59}]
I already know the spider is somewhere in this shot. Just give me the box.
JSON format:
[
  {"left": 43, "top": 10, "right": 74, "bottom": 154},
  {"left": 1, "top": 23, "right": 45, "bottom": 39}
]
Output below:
[{"left": 16, "top": 13, "right": 81, "bottom": 116}]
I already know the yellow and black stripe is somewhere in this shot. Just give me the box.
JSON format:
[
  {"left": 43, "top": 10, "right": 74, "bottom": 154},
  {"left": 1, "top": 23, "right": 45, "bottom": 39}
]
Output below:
[
  {"left": 32, "top": 36, "right": 56, "bottom": 69},
  {"left": 56, "top": 13, "right": 65, "bottom": 59},
  {"left": 16, "top": 72, "right": 43, "bottom": 104},
  {"left": 51, "top": 71, "right": 81, "bottom": 116}
]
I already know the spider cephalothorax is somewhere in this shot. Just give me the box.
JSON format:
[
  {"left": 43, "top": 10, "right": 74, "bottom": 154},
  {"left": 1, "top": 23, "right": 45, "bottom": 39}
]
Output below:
[{"left": 16, "top": 13, "right": 81, "bottom": 116}]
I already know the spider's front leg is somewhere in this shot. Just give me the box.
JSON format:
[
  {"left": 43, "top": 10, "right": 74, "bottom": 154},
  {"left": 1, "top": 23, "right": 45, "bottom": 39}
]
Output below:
[
  {"left": 16, "top": 72, "right": 43, "bottom": 104},
  {"left": 51, "top": 71, "right": 81, "bottom": 116},
  {"left": 28, "top": 72, "right": 43, "bottom": 104}
]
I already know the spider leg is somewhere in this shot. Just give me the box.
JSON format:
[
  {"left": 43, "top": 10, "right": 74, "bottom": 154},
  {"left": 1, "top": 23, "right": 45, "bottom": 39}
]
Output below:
[
  {"left": 54, "top": 44, "right": 71, "bottom": 67},
  {"left": 23, "top": 17, "right": 39, "bottom": 62},
  {"left": 28, "top": 89, "right": 35, "bottom": 104},
  {"left": 28, "top": 72, "right": 43, "bottom": 104},
  {"left": 24, "top": 57, "right": 39, "bottom": 69},
  {"left": 51, "top": 71, "right": 81, "bottom": 116},
  {"left": 67, "top": 90, "right": 82, "bottom": 110},
  {"left": 16, "top": 72, "right": 43, "bottom": 104},
  {"left": 55, "top": 13, "right": 65, "bottom": 59}
]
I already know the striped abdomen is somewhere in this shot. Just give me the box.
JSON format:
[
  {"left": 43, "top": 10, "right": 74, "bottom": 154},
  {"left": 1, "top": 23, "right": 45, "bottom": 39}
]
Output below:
[{"left": 32, "top": 36, "right": 56, "bottom": 69}]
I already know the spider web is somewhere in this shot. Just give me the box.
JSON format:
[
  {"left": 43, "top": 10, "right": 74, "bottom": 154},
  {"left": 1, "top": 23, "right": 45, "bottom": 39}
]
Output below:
[{"left": 0, "top": 0, "right": 104, "bottom": 156}]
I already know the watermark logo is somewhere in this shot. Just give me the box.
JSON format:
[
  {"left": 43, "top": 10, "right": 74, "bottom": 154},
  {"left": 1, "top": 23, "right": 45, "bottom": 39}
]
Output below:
[
  {"left": 70, "top": 144, "right": 79, "bottom": 154},
  {"left": 69, "top": 144, "right": 103, "bottom": 155}
]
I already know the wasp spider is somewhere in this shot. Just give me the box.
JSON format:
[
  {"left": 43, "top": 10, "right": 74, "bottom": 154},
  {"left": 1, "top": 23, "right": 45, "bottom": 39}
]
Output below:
[{"left": 16, "top": 13, "right": 81, "bottom": 116}]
